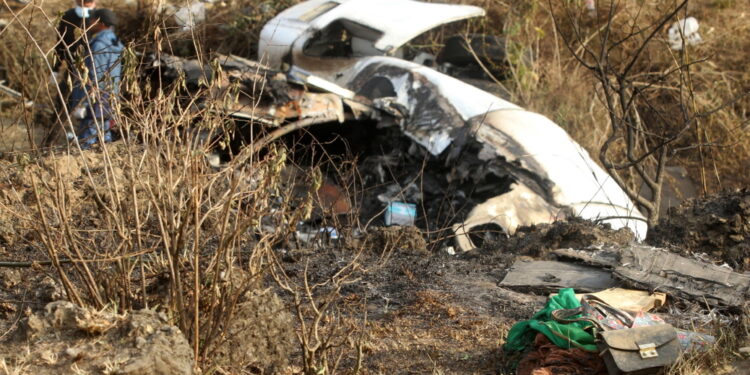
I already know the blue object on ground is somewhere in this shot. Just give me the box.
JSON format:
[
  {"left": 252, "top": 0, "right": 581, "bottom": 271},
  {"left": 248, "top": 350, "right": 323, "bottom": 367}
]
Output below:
[{"left": 385, "top": 202, "right": 417, "bottom": 226}]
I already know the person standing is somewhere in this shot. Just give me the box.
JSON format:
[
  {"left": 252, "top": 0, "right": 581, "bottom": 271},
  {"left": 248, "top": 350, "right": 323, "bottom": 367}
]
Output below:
[
  {"left": 53, "top": 0, "right": 97, "bottom": 114},
  {"left": 73, "top": 8, "right": 123, "bottom": 148}
]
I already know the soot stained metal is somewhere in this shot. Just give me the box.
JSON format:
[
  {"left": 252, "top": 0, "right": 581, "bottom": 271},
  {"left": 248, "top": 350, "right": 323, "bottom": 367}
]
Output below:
[{"left": 166, "top": 0, "right": 646, "bottom": 250}]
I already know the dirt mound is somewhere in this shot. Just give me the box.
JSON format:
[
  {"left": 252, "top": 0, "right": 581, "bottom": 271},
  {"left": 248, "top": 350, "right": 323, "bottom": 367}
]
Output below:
[
  {"left": 2, "top": 302, "right": 194, "bottom": 375},
  {"left": 355, "top": 226, "right": 429, "bottom": 255},
  {"left": 486, "top": 217, "right": 635, "bottom": 257},
  {"left": 648, "top": 189, "right": 750, "bottom": 271},
  {"left": 212, "top": 289, "right": 295, "bottom": 372}
]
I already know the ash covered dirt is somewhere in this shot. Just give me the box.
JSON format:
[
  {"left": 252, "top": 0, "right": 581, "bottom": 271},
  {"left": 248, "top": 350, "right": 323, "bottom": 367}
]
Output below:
[
  {"left": 275, "top": 219, "right": 636, "bottom": 372},
  {"left": 479, "top": 217, "right": 635, "bottom": 257},
  {"left": 648, "top": 189, "right": 750, "bottom": 271},
  {"left": 0, "top": 141, "right": 744, "bottom": 373}
]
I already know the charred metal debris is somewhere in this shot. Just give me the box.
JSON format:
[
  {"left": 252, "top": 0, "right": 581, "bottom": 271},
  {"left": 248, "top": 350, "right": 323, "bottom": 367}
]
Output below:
[{"left": 145, "top": 0, "right": 652, "bottom": 252}]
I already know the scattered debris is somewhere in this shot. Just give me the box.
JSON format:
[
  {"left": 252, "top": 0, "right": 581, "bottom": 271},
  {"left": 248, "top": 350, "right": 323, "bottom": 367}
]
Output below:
[
  {"left": 553, "top": 244, "right": 750, "bottom": 308},
  {"left": 296, "top": 225, "right": 340, "bottom": 245},
  {"left": 173, "top": 2, "right": 206, "bottom": 31},
  {"left": 668, "top": 17, "right": 702, "bottom": 51},
  {"left": 507, "top": 289, "right": 717, "bottom": 375},
  {"left": 500, "top": 260, "right": 619, "bottom": 293},
  {"left": 549, "top": 288, "right": 666, "bottom": 313},
  {"left": 376, "top": 182, "right": 421, "bottom": 203},
  {"left": 259, "top": 0, "right": 648, "bottom": 249},
  {"left": 0, "top": 80, "right": 33, "bottom": 108},
  {"left": 0, "top": 1, "right": 747, "bottom": 373}
]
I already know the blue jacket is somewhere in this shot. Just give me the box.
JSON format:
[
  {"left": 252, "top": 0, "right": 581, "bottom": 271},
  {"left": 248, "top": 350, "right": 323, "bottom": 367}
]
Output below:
[
  {"left": 70, "top": 28, "right": 123, "bottom": 114},
  {"left": 87, "top": 28, "right": 123, "bottom": 92}
]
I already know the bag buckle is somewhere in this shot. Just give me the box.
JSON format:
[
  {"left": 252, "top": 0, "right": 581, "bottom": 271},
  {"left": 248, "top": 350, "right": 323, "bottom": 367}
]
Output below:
[{"left": 638, "top": 343, "right": 658, "bottom": 359}]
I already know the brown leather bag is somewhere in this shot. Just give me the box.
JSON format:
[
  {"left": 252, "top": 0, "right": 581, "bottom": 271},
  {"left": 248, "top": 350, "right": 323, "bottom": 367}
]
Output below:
[
  {"left": 552, "top": 295, "right": 681, "bottom": 375},
  {"left": 598, "top": 324, "right": 681, "bottom": 375}
]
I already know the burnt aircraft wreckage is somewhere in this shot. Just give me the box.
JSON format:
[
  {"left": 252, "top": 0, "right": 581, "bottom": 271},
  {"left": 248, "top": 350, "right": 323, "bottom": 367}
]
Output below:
[{"left": 158, "top": 0, "right": 647, "bottom": 250}]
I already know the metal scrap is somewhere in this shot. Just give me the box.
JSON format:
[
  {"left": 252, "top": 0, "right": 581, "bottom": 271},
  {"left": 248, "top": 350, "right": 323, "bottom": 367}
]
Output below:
[
  {"left": 258, "top": 0, "right": 648, "bottom": 250},
  {"left": 553, "top": 245, "right": 750, "bottom": 308}
]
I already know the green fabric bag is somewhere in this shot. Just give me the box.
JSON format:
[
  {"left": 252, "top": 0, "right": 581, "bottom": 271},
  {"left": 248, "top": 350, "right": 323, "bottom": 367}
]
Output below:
[{"left": 503, "top": 288, "right": 597, "bottom": 352}]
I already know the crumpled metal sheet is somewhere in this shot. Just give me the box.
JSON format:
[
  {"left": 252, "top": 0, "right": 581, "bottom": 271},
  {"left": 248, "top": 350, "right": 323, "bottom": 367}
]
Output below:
[
  {"left": 345, "top": 58, "right": 646, "bottom": 249},
  {"left": 453, "top": 183, "right": 563, "bottom": 251}
]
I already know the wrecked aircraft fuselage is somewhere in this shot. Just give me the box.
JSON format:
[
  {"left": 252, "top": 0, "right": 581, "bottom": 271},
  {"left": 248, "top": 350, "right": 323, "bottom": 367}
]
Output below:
[{"left": 258, "top": 0, "right": 648, "bottom": 249}]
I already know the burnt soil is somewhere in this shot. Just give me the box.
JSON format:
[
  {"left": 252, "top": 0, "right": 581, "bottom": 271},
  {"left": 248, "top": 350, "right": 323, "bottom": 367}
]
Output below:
[
  {"left": 0, "top": 141, "right": 744, "bottom": 373},
  {"left": 648, "top": 189, "right": 750, "bottom": 271},
  {"left": 274, "top": 220, "right": 638, "bottom": 373},
  {"left": 1, "top": 210, "right": 747, "bottom": 373}
]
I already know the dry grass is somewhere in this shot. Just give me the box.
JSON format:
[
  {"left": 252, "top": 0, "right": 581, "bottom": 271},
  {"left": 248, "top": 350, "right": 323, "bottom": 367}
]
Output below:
[
  {"left": 667, "top": 306, "right": 750, "bottom": 374},
  {"left": 444, "top": 0, "right": 750, "bottom": 195}
]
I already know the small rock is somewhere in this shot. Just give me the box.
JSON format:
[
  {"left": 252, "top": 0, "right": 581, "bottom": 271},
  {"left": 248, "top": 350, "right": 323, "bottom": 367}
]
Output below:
[
  {"left": 0, "top": 218, "right": 16, "bottom": 246},
  {"left": 64, "top": 347, "right": 84, "bottom": 361},
  {"left": 134, "top": 336, "right": 147, "bottom": 349},
  {"left": 0, "top": 269, "right": 21, "bottom": 288},
  {"left": 156, "top": 311, "right": 168, "bottom": 322},
  {"left": 0, "top": 302, "right": 17, "bottom": 317},
  {"left": 35, "top": 276, "right": 65, "bottom": 302}
]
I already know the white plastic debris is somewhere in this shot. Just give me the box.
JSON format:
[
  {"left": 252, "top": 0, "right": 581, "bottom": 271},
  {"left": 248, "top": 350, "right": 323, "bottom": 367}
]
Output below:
[
  {"left": 668, "top": 17, "right": 702, "bottom": 51},
  {"left": 205, "top": 152, "right": 221, "bottom": 168},
  {"left": 443, "top": 246, "right": 456, "bottom": 256},
  {"left": 174, "top": 2, "right": 206, "bottom": 31},
  {"left": 296, "top": 226, "right": 339, "bottom": 244}
]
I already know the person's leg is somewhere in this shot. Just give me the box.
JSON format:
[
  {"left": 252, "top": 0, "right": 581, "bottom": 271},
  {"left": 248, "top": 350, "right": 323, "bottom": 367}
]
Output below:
[
  {"left": 76, "top": 86, "right": 116, "bottom": 148},
  {"left": 76, "top": 118, "right": 96, "bottom": 149},
  {"left": 68, "top": 84, "right": 85, "bottom": 114},
  {"left": 77, "top": 114, "right": 112, "bottom": 149}
]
